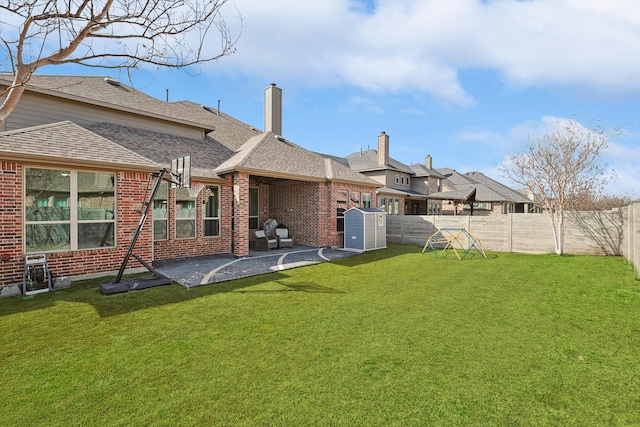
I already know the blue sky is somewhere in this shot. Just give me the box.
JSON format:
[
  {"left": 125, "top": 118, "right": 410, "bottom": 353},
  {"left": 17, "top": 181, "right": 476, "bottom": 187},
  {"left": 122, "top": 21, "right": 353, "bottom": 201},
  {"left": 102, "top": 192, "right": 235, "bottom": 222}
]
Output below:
[{"left": 30, "top": 0, "right": 640, "bottom": 197}]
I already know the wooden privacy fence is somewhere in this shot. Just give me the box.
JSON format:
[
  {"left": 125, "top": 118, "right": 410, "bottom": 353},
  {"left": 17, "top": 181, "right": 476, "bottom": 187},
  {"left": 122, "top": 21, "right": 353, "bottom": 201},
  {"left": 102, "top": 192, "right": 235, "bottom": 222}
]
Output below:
[{"left": 387, "top": 203, "right": 640, "bottom": 278}]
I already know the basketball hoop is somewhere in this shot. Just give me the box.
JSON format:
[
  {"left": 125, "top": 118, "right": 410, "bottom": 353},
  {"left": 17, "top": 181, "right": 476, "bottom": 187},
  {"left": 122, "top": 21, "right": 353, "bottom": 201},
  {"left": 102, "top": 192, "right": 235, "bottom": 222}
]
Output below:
[{"left": 187, "top": 182, "right": 205, "bottom": 199}]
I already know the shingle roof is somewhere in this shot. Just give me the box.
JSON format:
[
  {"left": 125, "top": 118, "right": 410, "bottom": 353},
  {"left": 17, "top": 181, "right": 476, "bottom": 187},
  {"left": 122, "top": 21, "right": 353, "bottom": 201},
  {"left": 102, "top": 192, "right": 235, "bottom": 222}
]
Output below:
[
  {"left": 410, "top": 163, "right": 446, "bottom": 179},
  {"left": 345, "top": 149, "right": 414, "bottom": 174},
  {"left": 0, "top": 121, "right": 158, "bottom": 171},
  {"left": 0, "top": 74, "right": 261, "bottom": 145},
  {"left": 377, "top": 187, "right": 428, "bottom": 198},
  {"left": 464, "top": 171, "right": 531, "bottom": 203},
  {"left": 86, "top": 123, "right": 235, "bottom": 180},
  {"left": 216, "top": 133, "right": 379, "bottom": 186},
  {"left": 434, "top": 168, "right": 531, "bottom": 203},
  {"left": 1, "top": 74, "right": 378, "bottom": 185},
  {"left": 427, "top": 185, "right": 477, "bottom": 201}
]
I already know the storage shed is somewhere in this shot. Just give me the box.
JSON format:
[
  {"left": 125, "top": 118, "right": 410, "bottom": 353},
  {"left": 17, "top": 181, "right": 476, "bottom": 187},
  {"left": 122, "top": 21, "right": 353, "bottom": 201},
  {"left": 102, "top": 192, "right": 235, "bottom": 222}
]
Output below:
[{"left": 343, "top": 207, "right": 387, "bottom": 252}]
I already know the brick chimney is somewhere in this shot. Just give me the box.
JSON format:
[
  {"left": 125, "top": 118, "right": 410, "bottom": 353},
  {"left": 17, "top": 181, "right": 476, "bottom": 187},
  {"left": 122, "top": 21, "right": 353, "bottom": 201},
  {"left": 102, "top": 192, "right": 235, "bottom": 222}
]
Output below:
[
  {"left": 377, "top": 131, "right": 389, "bottom": 166},
  {"left": 425, "top": 155, "right": 432, "bottom": 169},
  {"left": 264, "top": 83, "right": 282, "bottom": 135}
]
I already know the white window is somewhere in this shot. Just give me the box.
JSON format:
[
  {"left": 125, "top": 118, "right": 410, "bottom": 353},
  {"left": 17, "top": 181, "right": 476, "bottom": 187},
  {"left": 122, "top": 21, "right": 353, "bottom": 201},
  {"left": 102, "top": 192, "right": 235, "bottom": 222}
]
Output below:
[
  {"left": 153, "top": 181, "right": 168, "bottom": 241},
  {"left": 25, "top": 168, "right": 115, "bottom": 253},
  {"left": 203, "top": 185, "right": 220, "bottom": 237},
  {"left": 395, "top": 174, "right": 400, "bottom": 184},
  {"left": 175, "top": 188, "right": 196, "bottom": 239}
]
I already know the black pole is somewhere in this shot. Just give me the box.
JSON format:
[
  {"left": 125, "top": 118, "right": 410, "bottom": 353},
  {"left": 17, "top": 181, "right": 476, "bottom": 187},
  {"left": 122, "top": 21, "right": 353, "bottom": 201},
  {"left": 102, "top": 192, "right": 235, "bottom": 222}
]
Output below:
[{"left": 113, "top": 169, "right": 168, "bottom": 283}]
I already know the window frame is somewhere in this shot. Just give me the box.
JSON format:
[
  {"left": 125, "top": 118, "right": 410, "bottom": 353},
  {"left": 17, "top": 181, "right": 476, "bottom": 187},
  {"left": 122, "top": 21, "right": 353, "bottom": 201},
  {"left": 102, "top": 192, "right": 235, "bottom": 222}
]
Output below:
[
  {"left": 203, "top": 185, "right": 220, "bottom": 238},
  {"left": 175, "top": 187, "right": 197, "bottom": 239},
  {"left": 24, "top": 167, "right": 116, "bottom": 253},
  {"left": 153, "top": 181, "right": 169, "bottom": 241},
  {"left": 249, "top": 187, "right": 259, "bottom": 230}
]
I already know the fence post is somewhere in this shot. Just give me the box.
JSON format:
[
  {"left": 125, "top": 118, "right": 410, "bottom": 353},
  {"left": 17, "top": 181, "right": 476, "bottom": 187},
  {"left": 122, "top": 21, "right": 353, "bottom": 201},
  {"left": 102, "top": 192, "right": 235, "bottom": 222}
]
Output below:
[{"left": 633, "top": 203, "right": 640, "bottom": 280}]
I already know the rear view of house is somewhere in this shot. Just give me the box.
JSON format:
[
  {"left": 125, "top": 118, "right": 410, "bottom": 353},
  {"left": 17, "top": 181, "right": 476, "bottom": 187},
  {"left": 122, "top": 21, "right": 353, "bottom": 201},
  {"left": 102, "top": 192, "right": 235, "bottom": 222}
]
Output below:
[{"left": 0, "top": 75, "right": 379, "bottom": 288}]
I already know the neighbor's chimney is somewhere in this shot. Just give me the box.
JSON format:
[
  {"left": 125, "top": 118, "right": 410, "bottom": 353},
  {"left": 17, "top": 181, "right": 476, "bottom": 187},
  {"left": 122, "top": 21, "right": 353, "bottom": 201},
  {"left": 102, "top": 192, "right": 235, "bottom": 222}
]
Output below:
[
  {"left": 264, "top": 83, "right": 282, "bottom": 135},
  {"left": 425, "top": 154, "right": 432, "bottom": 169},
  {"left": 377, "top": 131, "right": 389, "bottom": 166}
]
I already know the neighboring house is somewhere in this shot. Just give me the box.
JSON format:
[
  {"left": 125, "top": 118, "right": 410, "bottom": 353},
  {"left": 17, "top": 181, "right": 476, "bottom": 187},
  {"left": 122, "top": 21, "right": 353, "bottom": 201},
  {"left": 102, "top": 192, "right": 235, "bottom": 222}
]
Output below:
[
  {"left": 409, "top": 155, "right": 447, "bottom": 215},
  {"left": 430, "top": 168, "right": 535, "bottom": 215},
  {"left": 0, "top": 75, "right": 379, "bottom": 287},
  {"left": 341, "top": 132, "right": 429, "bottom": 215},
  {"left": 335, "top": 131, "right": 534, "bottom": 217}
]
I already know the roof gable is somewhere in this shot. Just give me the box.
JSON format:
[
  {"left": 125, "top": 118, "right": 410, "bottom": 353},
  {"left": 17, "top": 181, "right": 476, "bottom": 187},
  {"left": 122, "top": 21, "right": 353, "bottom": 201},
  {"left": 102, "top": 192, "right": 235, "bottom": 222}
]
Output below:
[{"left": 217, "top": 133, "right": 379, "bottom": 186}]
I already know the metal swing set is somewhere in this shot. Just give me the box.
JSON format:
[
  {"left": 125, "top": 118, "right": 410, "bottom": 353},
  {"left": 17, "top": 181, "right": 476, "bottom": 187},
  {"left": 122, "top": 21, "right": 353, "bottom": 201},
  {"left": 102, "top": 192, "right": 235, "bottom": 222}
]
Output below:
[{"left": 421, "top": 227, "right": 487, "bottom": 260}]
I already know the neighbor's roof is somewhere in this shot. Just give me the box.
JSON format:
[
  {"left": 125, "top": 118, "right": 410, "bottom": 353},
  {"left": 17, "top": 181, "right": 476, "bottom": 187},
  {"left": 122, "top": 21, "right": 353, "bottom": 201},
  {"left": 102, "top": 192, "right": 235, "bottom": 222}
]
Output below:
[
  {"left": 410, "top": 163, "right": 446, "bottom": 179},
  {"left": 345, "top": 149, "right": 414, "bottom": 174},
  {"left": 0, "top": 121, "right": 159, "bottom": 171},
  {"left": 464, "top": 171, "right": 531, "bottom": 203},
  {"left": 216, "top": 133, "right": 380, "bottom": 186},
  {"left": 434, "top": 168, "right": 532, "bottom": 203},
  {"left": 376, "top": 187, "right": 428, "bottom": 199},
  {"left": 427, "top": 185, "right": 477, "bottom": 202}
]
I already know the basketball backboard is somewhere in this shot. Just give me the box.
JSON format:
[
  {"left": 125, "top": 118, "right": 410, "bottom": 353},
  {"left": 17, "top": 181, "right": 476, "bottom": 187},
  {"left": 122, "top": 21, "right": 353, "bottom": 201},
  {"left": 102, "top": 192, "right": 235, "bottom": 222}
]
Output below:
[{"left": 170, "top": 156, "right": 191, "bottom": 188}]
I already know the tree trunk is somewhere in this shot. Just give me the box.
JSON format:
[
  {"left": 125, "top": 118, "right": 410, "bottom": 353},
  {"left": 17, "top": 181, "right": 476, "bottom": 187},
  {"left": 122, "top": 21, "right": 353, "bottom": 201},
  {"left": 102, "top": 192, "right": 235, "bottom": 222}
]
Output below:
[
  {"left": 0, "top": 72, "right": 28, "bottom": 127},
  {"left": 549, "top": 209, "right": 565, "bottom": 255}
]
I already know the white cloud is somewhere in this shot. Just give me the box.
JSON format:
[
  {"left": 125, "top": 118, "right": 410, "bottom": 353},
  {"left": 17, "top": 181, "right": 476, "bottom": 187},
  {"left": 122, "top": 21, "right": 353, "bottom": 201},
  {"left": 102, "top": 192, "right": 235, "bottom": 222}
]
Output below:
[{"left": 211, "top": 0, "right": 640, "bottom": 104}]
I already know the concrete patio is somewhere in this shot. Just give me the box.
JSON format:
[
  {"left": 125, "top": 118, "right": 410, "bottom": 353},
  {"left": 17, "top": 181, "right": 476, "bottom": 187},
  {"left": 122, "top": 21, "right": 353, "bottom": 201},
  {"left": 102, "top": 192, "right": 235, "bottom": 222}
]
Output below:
[{"left": 153, "top": 245, "right": 359, "bottom": 288}]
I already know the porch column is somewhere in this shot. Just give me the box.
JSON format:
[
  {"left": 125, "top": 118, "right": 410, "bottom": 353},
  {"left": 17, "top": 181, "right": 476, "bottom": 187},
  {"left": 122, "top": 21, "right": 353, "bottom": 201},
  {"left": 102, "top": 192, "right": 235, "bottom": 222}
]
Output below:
[{"left": 233, "top": 171, "right": 250, "bottom": 256}]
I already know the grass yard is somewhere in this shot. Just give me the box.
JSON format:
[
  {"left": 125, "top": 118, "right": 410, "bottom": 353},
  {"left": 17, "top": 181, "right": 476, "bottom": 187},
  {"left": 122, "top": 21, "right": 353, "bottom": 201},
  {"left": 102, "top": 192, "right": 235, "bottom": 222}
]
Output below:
[{"left": 1, "top": 244, "right": 639, "bottom": 426}]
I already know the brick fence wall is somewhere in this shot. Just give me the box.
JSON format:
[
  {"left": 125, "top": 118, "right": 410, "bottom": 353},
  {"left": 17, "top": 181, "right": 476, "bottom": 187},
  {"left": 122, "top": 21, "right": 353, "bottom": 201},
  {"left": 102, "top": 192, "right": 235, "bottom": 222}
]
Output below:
[{"left": 387, "top": 203, "right": 640, "bottom": 279}]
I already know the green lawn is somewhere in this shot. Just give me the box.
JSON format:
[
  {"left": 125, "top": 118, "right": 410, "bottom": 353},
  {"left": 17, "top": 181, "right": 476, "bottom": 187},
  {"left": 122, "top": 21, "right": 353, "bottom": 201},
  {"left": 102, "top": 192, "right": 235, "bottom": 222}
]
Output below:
[{"left": 1, "top": 244, "right": 639, "bottom": 426}]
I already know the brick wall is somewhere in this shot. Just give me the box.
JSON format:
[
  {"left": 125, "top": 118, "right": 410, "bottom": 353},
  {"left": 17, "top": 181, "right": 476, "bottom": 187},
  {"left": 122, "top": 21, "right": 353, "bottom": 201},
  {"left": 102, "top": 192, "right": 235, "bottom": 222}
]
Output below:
[
  {"left": 266, "top": 180, "right": 378, "bottom": 248},
  {"left": 269, "top": 180, "right": 323, "bottom": 246},
  {"left": 0, "top": 168, "right": 154, "bottom": 286},
  {"left": 233, "top": 172, "right": 250, "bottom": 256},
  {"left": 153, "top": 179, "right": 232, "bottom": 261},
  {"left": 0, "top": 162, "right": 22, "bottom": 285},
  {"left": 0, "top": 165, "right": 236, "bottom": 287}
]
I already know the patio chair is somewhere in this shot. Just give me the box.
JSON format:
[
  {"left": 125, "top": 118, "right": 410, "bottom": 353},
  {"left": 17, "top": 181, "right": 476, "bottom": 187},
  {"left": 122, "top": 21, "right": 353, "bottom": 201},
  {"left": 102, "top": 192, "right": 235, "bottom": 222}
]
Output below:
[
  {"left": 255, "top": 230, "right": 278, "bottom": 250},
  {"left": 275, "top": 228, "right": 294, "bottom": 248}
]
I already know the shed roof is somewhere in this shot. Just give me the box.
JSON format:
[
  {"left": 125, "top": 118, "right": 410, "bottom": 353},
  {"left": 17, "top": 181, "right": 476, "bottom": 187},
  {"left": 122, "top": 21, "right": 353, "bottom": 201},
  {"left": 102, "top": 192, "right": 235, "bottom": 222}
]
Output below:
[{"left": 345, "top": 207, "right": 386, "bottom": 214}]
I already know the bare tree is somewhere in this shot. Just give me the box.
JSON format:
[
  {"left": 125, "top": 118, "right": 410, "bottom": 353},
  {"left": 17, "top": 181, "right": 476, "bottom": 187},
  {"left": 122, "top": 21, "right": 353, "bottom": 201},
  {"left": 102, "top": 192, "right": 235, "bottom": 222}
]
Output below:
[
  {"left": 500, "top": 118, "right": 616, "bottom": 255},
  {"left": 0, "top": 0, "right": 240, "bottom": 125}
]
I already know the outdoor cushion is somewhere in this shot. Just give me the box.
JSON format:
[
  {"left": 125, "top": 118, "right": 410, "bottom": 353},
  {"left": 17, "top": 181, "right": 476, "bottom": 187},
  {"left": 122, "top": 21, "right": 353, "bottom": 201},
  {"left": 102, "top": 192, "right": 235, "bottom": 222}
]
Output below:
[
  {"left": 255, "top": 230, "right": 278, "bottom": 250},
  {"left": 275, "top": 228, "right": 294, "bottom": 248}
]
